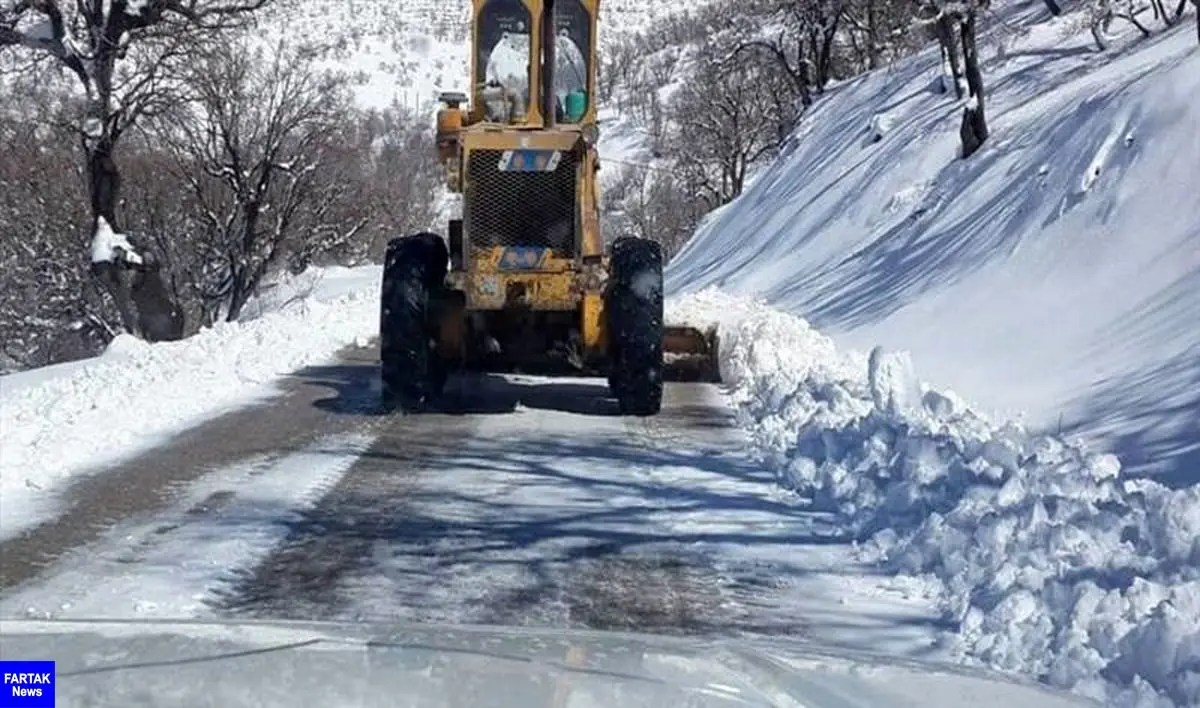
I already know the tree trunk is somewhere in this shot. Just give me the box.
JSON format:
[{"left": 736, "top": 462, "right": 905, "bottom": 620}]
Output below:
[
  {"left": 938, "top": 15, "right": 965, "bottom": 99},
  {"left": 227, "top": 271, "right": 251, "bottom": 322},
  {"left": 867, "top": 0, "right": 882, "bottom": 69},
  {"left": 88, "top": 138, "right": 122, "bottom": 225},
  {"left": 86, "top": 137, "right": 185, "bottom": 342},
  {"left": 959, "top": 12, "right": 989, "bottom": 159},
  {"left": 818, "top": 24, "right": 837, "bottom": 89}
]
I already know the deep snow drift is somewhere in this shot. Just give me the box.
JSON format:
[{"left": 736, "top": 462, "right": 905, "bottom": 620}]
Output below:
[
  {"left": 665, "top": 11, "right": 1200, "bottom": 489},
  {"left": 0, "top": 265, "right": 381, "bottom": 540},
  {"left": 669, "top": 290, "right": 1199, "bottom": 708}
]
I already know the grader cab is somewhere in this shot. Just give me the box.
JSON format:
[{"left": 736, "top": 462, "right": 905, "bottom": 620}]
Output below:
[{"left": 378, "top": 0, "right": 720, "bottom": 415}]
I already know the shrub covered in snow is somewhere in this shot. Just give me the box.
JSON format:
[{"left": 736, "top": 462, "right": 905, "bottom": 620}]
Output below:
[{"left": 670, "top": 288, "right": 1200, "bottom": 708}]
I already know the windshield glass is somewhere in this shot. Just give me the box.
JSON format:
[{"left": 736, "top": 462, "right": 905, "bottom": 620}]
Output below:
[
  {"left": 474, "top": 0, "right": 592, "bottom": 122},
  {"left": 553, "top": 0, "right": 592, "bottom": 110},
  {"left": 476, "top": 0, "right": 533, "bottom": 117}
]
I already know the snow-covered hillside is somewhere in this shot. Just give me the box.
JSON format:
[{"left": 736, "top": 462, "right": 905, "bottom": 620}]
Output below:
[{"left": 666, "top": 5, "right": 1199, "bottom": 490}]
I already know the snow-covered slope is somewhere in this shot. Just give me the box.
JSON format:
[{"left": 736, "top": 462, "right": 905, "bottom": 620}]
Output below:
[{"left": 665, "top": 10, "right": 1199, "bottom": 489}]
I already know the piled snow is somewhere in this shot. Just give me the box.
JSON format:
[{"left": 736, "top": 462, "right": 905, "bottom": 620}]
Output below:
[
  {"left": 665, "top": 13, "right": 1200, "bottom": 486},
  {"left": 669, "top": 289, "right": 1200, "bottom": 708},
  {"left": 0, "top": 265, "right": 381, "bottom": 540},
  {"left": 89, "top": 217, "right": 143, "bottom": 265}
]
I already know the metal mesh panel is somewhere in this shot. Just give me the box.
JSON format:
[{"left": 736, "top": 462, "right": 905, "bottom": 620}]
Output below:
[{"left": 465, "top": 148, "right": 578, "bottom": 258}]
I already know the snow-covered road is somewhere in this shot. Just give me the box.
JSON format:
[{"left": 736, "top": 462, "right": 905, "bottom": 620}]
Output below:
[
  {"left": 0, "top": 359, "right": 944, "bottom": 662},
  {"left": 3, "top": 264, "right": 1194, "bottom": 707}
]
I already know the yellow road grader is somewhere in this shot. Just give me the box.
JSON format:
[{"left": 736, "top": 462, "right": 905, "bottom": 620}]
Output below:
[{"left": 379, "top": 0, "right": 720, "bottom": 415}]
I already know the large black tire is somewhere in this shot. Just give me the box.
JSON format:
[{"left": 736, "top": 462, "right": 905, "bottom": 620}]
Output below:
[
  {"left": 380, "top": 232, "right": 448, "bottom": 413},
  {"left": 606, "top": 237, "right": 664, "bottom": 416}
]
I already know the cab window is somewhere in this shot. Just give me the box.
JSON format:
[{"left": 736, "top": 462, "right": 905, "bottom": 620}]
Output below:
[{"left": 476, "top": 0, "right": 533, "bottom": 121}]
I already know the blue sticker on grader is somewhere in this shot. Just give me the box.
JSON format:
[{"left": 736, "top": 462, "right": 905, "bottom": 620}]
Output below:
[
  {"left": 498, "top": 246, "right": 548, "bottom": 270},
  {"left": 497, "top": 149, "right": 561, "bottom": 172},
  {"left": 1, "top": 661, "right": 55, "bottom": 707}
]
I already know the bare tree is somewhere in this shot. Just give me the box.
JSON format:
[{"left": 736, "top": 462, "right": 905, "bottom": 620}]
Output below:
[
  {"left": 602, "top": 164, "right": 707, "bottom": 260},
  {"left": 0, "top": 115, "right": 115, "bottom": 369},
  {"left": 115, "top": 130, "right": 218, "bottom": 332},
  {"left": 917, "top": 0, "right": 990, "bottom": 158},
  {"left": 932, "top": 11, "right": 965, "bottom": 98},
  {"left": 1088, "top": 0, "right": 1197, "bottom": 48},
  {"left": 735, "top": 0, "right": 847, "bottom": 105},
  {"left": 154, "top": 34, "right": 360, "bottom": 321},
  {"left": 354, "top": 104, "right": 443, "bottom": 263},
  {"left": 669, "top": 43, "right": 801, "bottom": 207},
  {"left": 838, "top": 0, "right": 913, "bottom": 70},
  {"left": 0, "top": 0, "right": 274, "bottom": 341}
]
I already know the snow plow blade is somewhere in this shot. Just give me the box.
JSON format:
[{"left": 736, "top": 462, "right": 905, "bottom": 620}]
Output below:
[{"left": 662, "top": 325, "right": 721, "bottom": 383}]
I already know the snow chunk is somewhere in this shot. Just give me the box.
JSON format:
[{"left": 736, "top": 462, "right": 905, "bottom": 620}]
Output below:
[
  {"left": 90, "top": 217, "right": 143, "bottom": 265},
  {"left": 867, "top": 345, "right": 922, "bottom": 417},
  {"left": 867, "top": 113, "right": 893, "bottom": 143},
  {"left": 102, "top": 333, "right": 152, "bottom": 359}
]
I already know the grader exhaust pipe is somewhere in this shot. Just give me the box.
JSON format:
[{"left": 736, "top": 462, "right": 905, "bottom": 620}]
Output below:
[{"left": 542, "top": 0, "right": 556, "bottom": 128}]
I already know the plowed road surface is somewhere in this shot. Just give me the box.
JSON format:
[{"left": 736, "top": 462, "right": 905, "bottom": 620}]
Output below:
[{"left": 0, "top": 345, "right": 939, "bottom": 654}]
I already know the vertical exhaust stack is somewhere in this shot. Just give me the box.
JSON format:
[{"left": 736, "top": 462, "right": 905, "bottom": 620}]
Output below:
[{"left": 541, "top": 0, "right": 556, "bottom": 128}]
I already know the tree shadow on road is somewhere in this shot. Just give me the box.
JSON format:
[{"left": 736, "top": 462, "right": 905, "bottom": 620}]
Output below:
[{"left": 202, "top": 426, "right": 949, "bottom": 652}]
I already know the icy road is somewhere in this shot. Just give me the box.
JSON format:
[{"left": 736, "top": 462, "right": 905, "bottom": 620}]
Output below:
[{"left": 0, "top": 345, "right": 939, "bottom": 656}]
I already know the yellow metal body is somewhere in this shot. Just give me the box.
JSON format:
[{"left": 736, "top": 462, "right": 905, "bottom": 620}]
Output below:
[
  {"left": 437, "top": 0, "right": 608, "bottom": 365},
  {"left": 431, "top": 0, "right": 719, "bottom": 381}
]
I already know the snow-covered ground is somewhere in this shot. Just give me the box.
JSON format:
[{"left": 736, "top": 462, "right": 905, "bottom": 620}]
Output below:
[
  {"left": 0, "top": 265, "right": 382, "bottom": 541},
  {"left": 665, "top": 10, "right": 1199, "bottom": 490},
  {"left": 3, "top": 3, "right": 1197, "bottom": 708},
  {"left": 669, "top": 290, "right": 1198, "bottom": 708},
  {"left": 2, "top": 377, "right": 943, "bottom": 670},
  {"left": 1, "top": 431, "right": 377, "bottom": 618}
]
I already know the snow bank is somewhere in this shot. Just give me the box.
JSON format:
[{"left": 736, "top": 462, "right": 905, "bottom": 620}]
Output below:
[
  {"left": 665, "top": 15, "right": 1200, "bottom": 486},
  {"left": 669, "top": 289, "right": 1200, "bottom": 708},
  {"left": 0, "top": 265, "right": 381, "bottom": 540}
]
